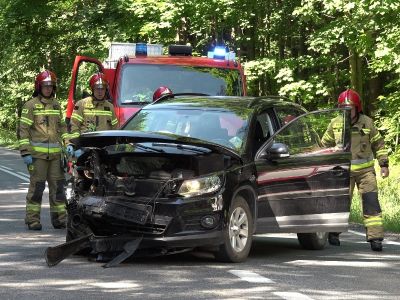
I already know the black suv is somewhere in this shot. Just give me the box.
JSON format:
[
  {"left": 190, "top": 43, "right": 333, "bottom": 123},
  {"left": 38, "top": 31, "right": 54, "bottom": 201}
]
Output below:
[{"left": 47, "top": 96, "right": 351, "bottom": 267}]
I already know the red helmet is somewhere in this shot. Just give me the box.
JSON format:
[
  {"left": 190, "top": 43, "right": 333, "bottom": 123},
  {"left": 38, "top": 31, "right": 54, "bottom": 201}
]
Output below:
[
  {"left": 35, "top": 70, "right": 57, "bottom": 91},
  {"left": 153, "top": 86, "right": 173, "bottom": 101},
  {"left": 89, "top": 72, "right": 108, "bottom": 90},
  {"left": 338, "top": 89, "right": 362, "bottom": 112}
]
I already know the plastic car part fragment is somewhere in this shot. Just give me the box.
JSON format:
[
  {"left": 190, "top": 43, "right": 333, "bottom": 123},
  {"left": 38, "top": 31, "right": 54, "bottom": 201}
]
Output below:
[
  {"left": 45, "top": 233, "right": 93, "bottom": 267},
  {"left": 103, "top": 237, "right": 143, "bottom": 268}
]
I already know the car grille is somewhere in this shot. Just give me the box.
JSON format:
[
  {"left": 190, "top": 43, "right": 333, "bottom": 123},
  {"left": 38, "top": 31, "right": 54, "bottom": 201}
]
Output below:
[{"left": 110, "top": 221, "right": 167, "bottom": 235}]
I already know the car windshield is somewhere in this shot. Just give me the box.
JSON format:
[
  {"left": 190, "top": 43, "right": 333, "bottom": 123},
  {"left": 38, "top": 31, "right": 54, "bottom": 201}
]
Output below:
[
  {"left": 118, "top": 64, "right": 243, "bottom": 104},
  {"left": 124, "top": 108, "right": 249, "bottom": 152}
]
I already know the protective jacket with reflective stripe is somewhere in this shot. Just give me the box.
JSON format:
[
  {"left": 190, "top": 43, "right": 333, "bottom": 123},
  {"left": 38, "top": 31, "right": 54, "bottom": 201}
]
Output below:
[
  {"left": 18, "top": 96, "right": 68, "bottom": 159},
  {"left": 67, "top": 96, "right": 118, "bottom": 144},
  {"left": 321, "top": 114, "right": 388, "bottom": 174}
]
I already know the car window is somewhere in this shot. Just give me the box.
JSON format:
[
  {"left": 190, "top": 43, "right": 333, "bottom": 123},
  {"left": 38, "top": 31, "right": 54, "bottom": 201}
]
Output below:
[
  {"left": 118, "top": 64, "right": 243, "bottom": 104},
  {"left": 274, "top": 106, "right": 306, "bottom": 126},
  {"left": 252, "top": 111, "right": 275, "bottom": 156},
  {"left": 273, "top": 109, "right": 347, "bottom": 156}
]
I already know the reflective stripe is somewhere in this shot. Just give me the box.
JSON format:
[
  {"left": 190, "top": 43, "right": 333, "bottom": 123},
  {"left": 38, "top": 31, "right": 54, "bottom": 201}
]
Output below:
[
  {"left": 112, "top": 118, "right": 118, "bottom": 125},
  {"left": 50, "top": 204, "right": 66, "bottom": 213},
  {"left": 20, "top": 117, "right": 33, "bottom": 125},
  {"left": 83, "top": 110, "right": 112, "bottom": 116},
  {"left": 351, "top": 157, "right": 375, "bottom": 171},
  {"left": 31, "top": 141, "right": 61, "bottom": 148},
  {"left": 32, "top": 146, "right": 61, "bottom": 153},
  {"left": 19, "top": 139, "right": 30, "bottom": 146},
  {"left": 371, "top": 133, "right": 381, "bottom": 143},
  {"left": 71, "top": 113, "right": 84, "bottom": 122},
  {"left": 33, "top": 109, "right": 60, "bottom": 116},
  {"left": 362, "top": 128, "right": 371, "bottom": 134},
  {"left": 69, "top": 132, "right": 80, "bottom": 139},
  {"left": 61, "top": 133, "right": 69, "bottom": 139},
  {"left": 376, "top": 149, "right": 388, "bottom": 157},
  {"left": 364, "top": 216, "right": 383, "bottom": 227},
  {"left": 26, "top": 203, "right": 41, "bottom": 212}
]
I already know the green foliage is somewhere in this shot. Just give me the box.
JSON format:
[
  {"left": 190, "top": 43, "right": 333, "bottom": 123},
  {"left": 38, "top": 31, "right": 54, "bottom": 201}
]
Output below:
[{"left": 0, "top": 0, "right": 399, "bottom": 160}]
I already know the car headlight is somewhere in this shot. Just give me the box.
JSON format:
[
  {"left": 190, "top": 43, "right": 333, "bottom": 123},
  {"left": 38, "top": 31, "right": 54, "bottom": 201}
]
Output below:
[{"left": 178, "top": 175, "right": 222, "bottom": 197}]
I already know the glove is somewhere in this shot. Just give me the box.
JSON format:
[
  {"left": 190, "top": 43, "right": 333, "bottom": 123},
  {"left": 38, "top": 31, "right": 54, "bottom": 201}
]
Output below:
[
  {"left": 22, "top": 155, "right": 33, "bottom": 165},
  {"left": 66, "top": 145, "right": 75, "bottom": 157},
  {"left": 381, "top": 167, "right": 389, "bottom": 178},
  {"left": 74, "top": 149, "right": 83, "bottom": 158}
]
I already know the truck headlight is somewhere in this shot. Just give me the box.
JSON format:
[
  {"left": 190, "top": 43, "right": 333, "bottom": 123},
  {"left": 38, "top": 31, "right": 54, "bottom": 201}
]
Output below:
[{"left": 178, "top": 175, "right": 222, "bottom": 197}]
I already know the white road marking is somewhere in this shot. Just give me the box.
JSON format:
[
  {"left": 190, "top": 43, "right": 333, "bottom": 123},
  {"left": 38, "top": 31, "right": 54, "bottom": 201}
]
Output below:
[
  {"left": 286, "top": 260, "right": 391, "bottom": 268},
  {"left": 0, "top": 189, "right": 28, "bottom": 194},
  {"left": 0, "top": 166, "right": 30, "bottom": 182},
  {"left": 0, "top": 165, "right": 12, "bottom": 170},
  {"left": 229, "top": 270, "right": 275, "bottom": 283},
  {"left": 349, "top": 230, "right": 400, "bottom": 246},
  {"left": 17, "top": 171, "right": 30, "bottom": 179},
  {"left": 273, "top": 292, "right": 314, "bottom": 300}
]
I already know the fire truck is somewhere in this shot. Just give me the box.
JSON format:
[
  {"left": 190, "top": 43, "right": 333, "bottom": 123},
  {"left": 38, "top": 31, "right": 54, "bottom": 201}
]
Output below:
[{"left": 66, "top": 42, "right": 247, "bottom": 126}]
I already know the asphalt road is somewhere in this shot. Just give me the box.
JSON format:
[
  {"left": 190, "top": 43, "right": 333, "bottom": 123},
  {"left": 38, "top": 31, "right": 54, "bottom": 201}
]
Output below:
[{"left": 0, "top": 147, "right": 399, "bottom": 300}]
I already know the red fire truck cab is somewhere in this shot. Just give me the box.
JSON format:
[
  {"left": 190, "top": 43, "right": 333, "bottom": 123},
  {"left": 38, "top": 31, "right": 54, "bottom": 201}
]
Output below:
[{"left": 66, "top": 43, "right": 247, "bottom": 126}]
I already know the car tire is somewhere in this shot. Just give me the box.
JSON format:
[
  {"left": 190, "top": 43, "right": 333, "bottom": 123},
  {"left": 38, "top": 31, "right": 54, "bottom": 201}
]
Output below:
[
  {"left": 297, "top": 232, "right": 328, "bottom": 250},
  {"left": 215, "top": 195, "right": 253, "bottom": 262}
]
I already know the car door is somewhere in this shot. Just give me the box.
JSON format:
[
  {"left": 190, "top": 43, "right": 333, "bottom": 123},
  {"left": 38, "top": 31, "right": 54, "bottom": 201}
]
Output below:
[{"left": 254, "top": 108, "right": 351, "bottom": 234}]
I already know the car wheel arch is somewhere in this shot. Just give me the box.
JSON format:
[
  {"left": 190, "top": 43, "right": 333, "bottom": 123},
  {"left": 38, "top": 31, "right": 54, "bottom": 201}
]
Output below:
[{"left": 230, "top": 184, "right": 257, "bottom": 232}]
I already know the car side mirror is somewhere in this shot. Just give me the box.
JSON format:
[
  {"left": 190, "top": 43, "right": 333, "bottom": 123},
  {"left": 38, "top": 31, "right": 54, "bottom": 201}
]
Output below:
[{"left": 260, "top": 142, "right": 290, "bottom": 160}]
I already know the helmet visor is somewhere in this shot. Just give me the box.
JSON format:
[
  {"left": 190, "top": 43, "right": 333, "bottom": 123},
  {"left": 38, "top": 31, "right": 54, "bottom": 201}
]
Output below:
[{"left": 41, "top": 80, "right": 55, "bottom": 87}]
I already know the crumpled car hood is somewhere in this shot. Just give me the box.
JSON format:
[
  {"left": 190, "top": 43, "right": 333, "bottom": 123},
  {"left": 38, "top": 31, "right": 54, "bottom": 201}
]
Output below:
[{"left": 72, "top": 130, "right": 241, "bottom": 159}]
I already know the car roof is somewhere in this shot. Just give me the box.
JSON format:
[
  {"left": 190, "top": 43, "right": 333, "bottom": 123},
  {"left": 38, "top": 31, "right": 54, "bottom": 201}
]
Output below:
[{"left": 143, "top": 95, "right": 304, "bottom": 112}]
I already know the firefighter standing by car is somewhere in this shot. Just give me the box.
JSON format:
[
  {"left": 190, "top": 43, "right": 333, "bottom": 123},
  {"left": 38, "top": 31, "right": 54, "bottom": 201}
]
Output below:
[
  {"left": 321, "top": 89, "right": 389, "bottom": 251},
  {"left": 18, "top": 70, "right": 69, "bottom": 230},
  {"left": 66, "top": 72, "right": 118, "bottom": 157}
]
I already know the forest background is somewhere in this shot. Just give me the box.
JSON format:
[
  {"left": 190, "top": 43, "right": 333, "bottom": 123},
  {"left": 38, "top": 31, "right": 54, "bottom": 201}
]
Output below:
[{"left": 0, "top": 0, "right": 399, "bottom": 231}]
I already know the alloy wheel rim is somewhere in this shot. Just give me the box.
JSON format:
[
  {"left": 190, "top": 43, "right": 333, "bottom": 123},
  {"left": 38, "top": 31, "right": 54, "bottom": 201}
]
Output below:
[{"left": 228, "top": 207, "right": 248, "bottom": 252}]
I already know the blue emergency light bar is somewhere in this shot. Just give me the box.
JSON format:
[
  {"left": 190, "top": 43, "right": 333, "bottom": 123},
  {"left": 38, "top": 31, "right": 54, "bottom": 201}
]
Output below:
[
  {"left": 135, "top": 43, "right": 147, "bottom": 56},
  {"left": 207, "top": 46, "right": 236, "bottom": 61}
]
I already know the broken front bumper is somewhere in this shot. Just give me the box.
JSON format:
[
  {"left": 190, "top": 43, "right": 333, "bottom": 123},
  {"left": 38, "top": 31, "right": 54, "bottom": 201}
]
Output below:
[{"left": 68, "top": 193, "right": 225, "bottom": 254}]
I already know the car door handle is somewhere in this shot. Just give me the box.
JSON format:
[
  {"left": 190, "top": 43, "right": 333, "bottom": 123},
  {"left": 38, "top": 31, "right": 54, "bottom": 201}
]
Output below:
[{"left": 330, "top": 166, "right": 345, "bottom": 177}]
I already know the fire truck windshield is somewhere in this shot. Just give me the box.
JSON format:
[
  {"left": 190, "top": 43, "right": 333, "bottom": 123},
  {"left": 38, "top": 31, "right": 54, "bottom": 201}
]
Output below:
[{"left": 118, "top": 64, "right": 243, "bottom": 105}]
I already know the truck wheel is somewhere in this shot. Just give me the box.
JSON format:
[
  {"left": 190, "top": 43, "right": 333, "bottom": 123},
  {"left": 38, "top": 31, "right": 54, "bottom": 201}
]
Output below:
[
  {"left": 297, "top": 232, "right": 328, "bottom": 250},
  {"left": 215, "top": 195, "right": 253, "bottom": 262}
]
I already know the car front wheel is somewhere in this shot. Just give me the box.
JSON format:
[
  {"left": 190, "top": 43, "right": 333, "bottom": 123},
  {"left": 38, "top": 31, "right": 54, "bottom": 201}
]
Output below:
[
  {"left": 215, "top": 195, "right": 253, "bottom": 262},
  {"left": 297, "top": 232, "right": 328, "bottom": 250}
]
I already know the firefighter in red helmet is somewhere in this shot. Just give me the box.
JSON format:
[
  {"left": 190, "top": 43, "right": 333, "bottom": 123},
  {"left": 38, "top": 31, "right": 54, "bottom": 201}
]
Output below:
[
  {"left": 18, "top": 70, "right": 69, "bottom": 230},
  {"left": 66, "top": 72, "right": 118, "bottom": 157},
  {"left": 153, "top": 86, "right": 173, "bottom": 101},
  {"left": 322, "top": 89, "right": 389, "bottom": 251}
]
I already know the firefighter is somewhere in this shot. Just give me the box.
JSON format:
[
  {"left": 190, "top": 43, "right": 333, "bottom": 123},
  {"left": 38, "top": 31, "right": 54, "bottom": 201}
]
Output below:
[
  {"left": 18, "top": 70, "right": 69, "bottom": 230},
  {"left": 152, "top": 86, "right": 173, "bottom": 102},
  {"left": 321, "top": 89, "right": 389, "bottom": 251},
  {"left": 66, "top": 72, "right": 118, "bottom": 156}
]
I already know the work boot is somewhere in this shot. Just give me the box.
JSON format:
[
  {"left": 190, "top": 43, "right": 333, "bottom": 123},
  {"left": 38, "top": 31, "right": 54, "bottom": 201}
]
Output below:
[
  {"left": 53, "top": 221, "right": 66, "bottom": 229},
  {"left": 370, "top": 239, "right": 383, "bottom": 252},
  {"left": 28, "top": 222, "right": 42, "bottom": 231},
  {"left": 328, "top": 233, "right": 340, "bottom": 246}
]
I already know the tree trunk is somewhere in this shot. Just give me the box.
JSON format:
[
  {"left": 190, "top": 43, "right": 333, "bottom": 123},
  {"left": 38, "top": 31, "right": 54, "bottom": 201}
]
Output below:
[{"left": 349, "top": 48, "right": 365, "bottom": 112}]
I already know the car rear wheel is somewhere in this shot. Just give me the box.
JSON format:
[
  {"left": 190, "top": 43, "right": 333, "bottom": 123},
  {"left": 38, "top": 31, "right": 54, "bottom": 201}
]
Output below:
[
  {"left": 297, "top": 232, "right": 328, "bottom": 250},
  {"left": 215, "top": 195, "right": 253, "bottom": 262}
]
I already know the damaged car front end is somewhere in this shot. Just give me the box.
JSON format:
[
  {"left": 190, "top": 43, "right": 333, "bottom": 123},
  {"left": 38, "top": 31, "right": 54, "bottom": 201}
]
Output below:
[{"left": 47, "top": 131, "right": 241, "bottom": 267}]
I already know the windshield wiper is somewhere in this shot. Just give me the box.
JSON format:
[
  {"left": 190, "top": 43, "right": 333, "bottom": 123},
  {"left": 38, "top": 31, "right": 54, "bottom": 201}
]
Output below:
[
  {"left": 151, "top": 143, "right": 210, "bottom": 154},
  {"left": 129, "top": 143, "right": 165, "bottom": 153}
]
